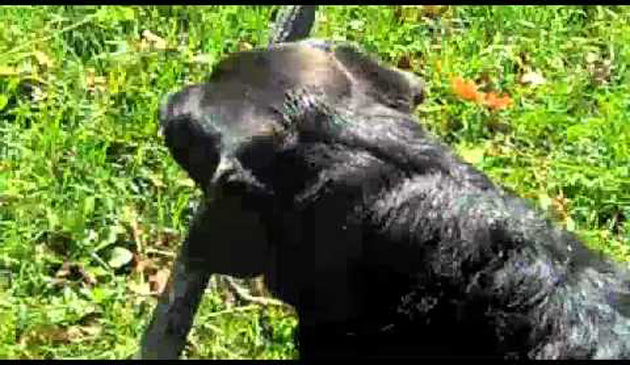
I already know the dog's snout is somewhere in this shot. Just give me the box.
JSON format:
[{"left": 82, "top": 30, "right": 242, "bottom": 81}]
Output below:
[
  {"left": 163, "top": 114, "right": 221, "bottom": 188},
  {"left": 158, "top": 85, "right": 225, "bottom": 187}
]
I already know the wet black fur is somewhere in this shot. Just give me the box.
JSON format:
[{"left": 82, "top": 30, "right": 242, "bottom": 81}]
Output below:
[{"left": 150, "top": 40, "right": 630, "bottom": 359}]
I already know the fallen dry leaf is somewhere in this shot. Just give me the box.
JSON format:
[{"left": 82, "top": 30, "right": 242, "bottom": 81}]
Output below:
[
  {"left": 149, "top": 267, "right": 170, "bottom": 294},
  {"left": 551, "top": 192, "right": 570, "bottom": 222},
  {"left": 397, "top": 54, "right": 412, "bottom": 70},
  {"left": 20, "top": 323, "right": 100, "bottom": 345},
  {"left": 585, "top": 52, "right": 613, "bottom": 85},
  {"left": 130, "top": 252, "right": 172, "bottom": 296},
  {"left": 133, "top": 255, "right": 155, "bottom": 276},
  {"left": 397, "top": 55, "right": 411, "bottom": 70},
  {"left": 30, "top": 85, "right": 47, "bottom": 102},
  {"left": 395, "top": 6, "right": 449, "bottom": 22},
  {"left": 585, "top": 52, "right": 599, "bottom": 64},
  {"left": 421, "top": 5, "right": 450, "bottom": 19},
  {"left": 75, "top": 325, "right": 101, "bottom": 339},
  {"left": 41, "top": 327, "right": 71, "bottom": 344},
  {"left": 128, "top": 280, "right": 152, "bottom": 296},
  {"left": 520, "top": 69, "right": 546, "bottom": 86},
  {"left": 238, "top": 41, "right": 253, "bottom": 52},
  {"left": 155, "top": 227, "right": 181, "bottom": 249},
  {"left": 191, "top": 53, "right": 214, "bottom": 65},
  {"left": 65, "top": 326, "right": 101, "bottom": 343},
  {"left": 142, "top": 30, "right": 167, "bottom": 50}
]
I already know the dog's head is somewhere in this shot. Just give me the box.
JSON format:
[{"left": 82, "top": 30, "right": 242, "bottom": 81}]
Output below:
[{"left": 160, "top": 40, "right": 425, "bottom": 201}]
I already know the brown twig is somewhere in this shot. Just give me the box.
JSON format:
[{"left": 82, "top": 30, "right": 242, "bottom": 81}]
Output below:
[{"left": 224, "top": 276, "right": 289, "bottom": 308}]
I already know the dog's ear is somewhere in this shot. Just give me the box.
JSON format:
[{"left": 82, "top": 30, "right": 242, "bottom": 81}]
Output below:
[
  {"left": 277, "top": 87, "right": 339, "bottom": 137},
  {"left": 332, "top": 43, "right": 425, "bottom": 113}
]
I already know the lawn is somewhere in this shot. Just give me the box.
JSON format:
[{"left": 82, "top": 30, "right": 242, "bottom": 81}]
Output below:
[{"left": 0, "top": 6, "right": 628, "bottom": 359}]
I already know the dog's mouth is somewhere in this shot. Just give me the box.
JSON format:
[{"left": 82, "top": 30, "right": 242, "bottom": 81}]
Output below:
[{"left": 205, "top": 156, "right": 275, "bottom": 203}]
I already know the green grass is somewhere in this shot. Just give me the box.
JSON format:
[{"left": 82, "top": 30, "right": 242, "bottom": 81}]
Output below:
[{"left": 0, "top": 5, "right": 628, "bottom": 359}]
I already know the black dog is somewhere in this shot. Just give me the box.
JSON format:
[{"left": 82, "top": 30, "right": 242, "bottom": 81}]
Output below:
[{"left": 138, "top": 33, "right": 630, "bottom": 361}]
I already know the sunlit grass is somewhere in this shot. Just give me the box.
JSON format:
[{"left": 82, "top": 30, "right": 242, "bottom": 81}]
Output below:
[{"left": 0, "top": 5, "right": 628, "bottom": 359}]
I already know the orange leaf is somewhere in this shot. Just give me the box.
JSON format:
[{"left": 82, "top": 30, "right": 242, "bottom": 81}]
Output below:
[
  {"left": 484, "top": 92, "right": 512, "bottom": 111},
  {"left": 451, "top": 77, "right": 485, "bottom": 103}
]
